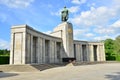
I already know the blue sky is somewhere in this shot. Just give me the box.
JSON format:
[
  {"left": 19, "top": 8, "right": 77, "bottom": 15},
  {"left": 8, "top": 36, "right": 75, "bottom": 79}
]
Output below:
[{"left": 0, "top": 0, "right": 120, "bottom": 49}]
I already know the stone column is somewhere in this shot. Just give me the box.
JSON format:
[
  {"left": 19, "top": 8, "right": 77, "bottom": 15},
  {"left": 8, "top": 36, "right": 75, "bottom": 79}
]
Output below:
[
  {"left": 100, "top": 44, "right": 106, "bottom": 61},
  {"left": 89, "top": 44, "right": 94, "bottom": 62},
  {"left": 30, "top": 35, "right": 33, "bottom": 63},
  {"left": 60, "top": 43, "right": 64, "bottom": 63},
  {"left": 10, "top": 33, "right": 14, "bottom": 64},
  {"left": 74, "top": 44, "right": 76, "bottom": 60},
  {"left": 87, "top": 44, "right": 90, "bottom": 62},
  {"left": 80, "top": 44, "right": 83, "bottom": 61},
  {"left": 49, "top": 40, "right": 52, "bottom": 63},
  {"left": 86, "top": 44, "right": 89, "bottom": 61},
  {"left": 99, "top": 45, "right": 102, "bottom": 61},
  {"left": 37, "top": 37, "right": 40, "bottom": 64},
  {"left": 102, "top": 44, "right": 106, "bottom": 61},
  {"left": 54, "top": 42, "right": 58, "bottom": 63},
  {"left": 42, "top": 38, "right": 45, "bottom": 63},
  {"left": 97, "top": 45, "right": 100, "bottom": 61},
  {"left": 26, "top": 33, "right": 31, "bottom": 64},
  {"left": 21, "top": 32, "right": 26, "bottom": 64},
  {"left": 36, "top": 37, "right": 38, "bottom": 64},
  {"left": 49, "top": 40, "right": 55, "bottom": 63},
  {"left": 39, "top": 37, "right": 43, "bottom": 64},
  {"left": 76, "top": 44, "right": 81, "bottom": 62}
]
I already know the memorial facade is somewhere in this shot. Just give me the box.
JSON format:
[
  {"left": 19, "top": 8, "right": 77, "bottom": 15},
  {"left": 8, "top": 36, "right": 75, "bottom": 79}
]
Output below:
[{"left": 10, "top": 22, "right": 105, "bottom": 64}]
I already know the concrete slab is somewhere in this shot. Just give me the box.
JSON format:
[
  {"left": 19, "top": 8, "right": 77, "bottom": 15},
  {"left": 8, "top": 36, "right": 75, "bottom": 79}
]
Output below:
[{"left": 0, "top": 63, "right": 120, "bottom": 80}]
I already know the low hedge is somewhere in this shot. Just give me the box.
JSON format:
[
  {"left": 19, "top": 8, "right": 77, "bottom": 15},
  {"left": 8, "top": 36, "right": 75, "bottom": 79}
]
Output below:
[
  {"left": 106, "top": 56, "right": 116, "bottom": 61},
  {"left": 0, "top": 56, "right": 9, "bottom": 64}
]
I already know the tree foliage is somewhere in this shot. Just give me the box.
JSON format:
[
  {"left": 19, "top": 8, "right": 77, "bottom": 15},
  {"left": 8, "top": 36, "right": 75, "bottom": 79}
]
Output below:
[
  {"left": 104, "top": 35, "right": 120, "bottom": 61},
  {"left": 0, "top": 49, "right": 10, "bottom": 56},
  {"left": 104, "top": 39, "right": 115, "bottom": 60},
  {"left": 0, "top": 49, "right": 10, "bottom": 64},
  {"left": 114, "top": 35, "right": 120, "bottom": 60}
]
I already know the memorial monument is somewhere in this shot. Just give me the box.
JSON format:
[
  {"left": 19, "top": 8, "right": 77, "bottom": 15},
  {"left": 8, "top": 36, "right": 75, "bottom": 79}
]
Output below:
[{"left": 10, "top": 7, "right": 105, "bottom": 64}]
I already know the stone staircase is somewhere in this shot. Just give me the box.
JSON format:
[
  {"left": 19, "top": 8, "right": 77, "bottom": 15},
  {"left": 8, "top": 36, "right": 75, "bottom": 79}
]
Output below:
[
  {"left": 0, "top": 65, "right": 39, "bottom": 72},
  {"left": 31, "top": 64, "right": 62, "bottom": 71},
  {"left": 0, "top": 61, "right": 115, "bottom": 72},
  {"left": 0, "top": 64, "right": 62, "bottom": 72}
]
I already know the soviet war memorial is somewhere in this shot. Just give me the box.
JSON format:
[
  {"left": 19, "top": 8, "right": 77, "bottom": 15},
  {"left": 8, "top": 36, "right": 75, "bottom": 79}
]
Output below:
[
  {"left": 0, "top": 0, "right": 120, "bottom": 80},
  {"left": 10, "top": 7, "right": 105, "bottom": 65}
]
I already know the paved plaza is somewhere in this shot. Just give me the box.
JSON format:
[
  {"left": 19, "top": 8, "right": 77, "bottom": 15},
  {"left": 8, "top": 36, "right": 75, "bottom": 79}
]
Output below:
[{"left": 0, "top": 63, "right": 120, "bottom": 80}]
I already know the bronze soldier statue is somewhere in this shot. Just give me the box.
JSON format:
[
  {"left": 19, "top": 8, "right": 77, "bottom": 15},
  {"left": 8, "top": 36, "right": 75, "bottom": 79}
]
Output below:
[{"left": 61, "top": 6, "right": 69, "bottom": 22}]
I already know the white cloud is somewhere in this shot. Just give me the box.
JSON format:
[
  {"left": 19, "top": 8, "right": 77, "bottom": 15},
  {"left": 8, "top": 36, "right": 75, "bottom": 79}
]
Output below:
[
  {"left": 0, "top": 0, "right": 34, "bottom": 8},
  {"left": 43, "top": 31, "right": 52, "bottom": 34},
  {"left": 71, "top": 6, "right": 118, "bottom": 27},
  {"left": 94, "top": 35, "right": 112, "bottom": 41},
  {"left": 94, "top": 34, "right": 120, "bottom": 41},
  {"left": 70, "top": 1, "right": 120, "bottom": 41},
  {"left": 68, "top": 6, "right": 79, "bottom": 13},
  {"left": 113, "top": 0, "right": 120, "bottom": 5},
  {"left": 73, "top": 29, "right": 90, "bottom": 40},
  {"left": 51, "top": 9, "right": 61, "bottom": 16},
  {"left": 70, "top": 4, "right": 120, "bottom": 41},
  {"left": 73, "top": 29, "right": 88, "bottom": 36},
  {"left": 111, "top": 20, "right": 120, "bottom": 28},
  {"left": 0, "top": 39, "right": 10, "bottom": 49},
  {"left": 94, "top": 27, "right": 114, "bottom": 34},
  {"left": 107, "top": 20, "right": 120, "bottom": 35},
  {"left": 71, "top": 0, "right": 86, "bottom": 4},
  {"left": 85, "top": 33, "right": 94, "bottom": 37}
]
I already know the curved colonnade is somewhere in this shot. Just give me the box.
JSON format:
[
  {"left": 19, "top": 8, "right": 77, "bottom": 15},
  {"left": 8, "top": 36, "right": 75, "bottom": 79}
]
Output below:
[{"left": 10, "top": 23, "right": 105, "bottom": 64}]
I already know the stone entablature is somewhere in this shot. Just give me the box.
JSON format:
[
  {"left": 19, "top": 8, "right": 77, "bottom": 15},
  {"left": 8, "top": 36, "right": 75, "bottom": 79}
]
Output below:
[{"left": 10, "top": 23, "right": 105, "bottom": 65}]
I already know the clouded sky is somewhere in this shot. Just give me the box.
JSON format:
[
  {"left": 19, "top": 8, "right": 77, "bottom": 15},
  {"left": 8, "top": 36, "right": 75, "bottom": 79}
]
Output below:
[{"left": 0, "top": 0, "right": 120, "bottom": 49}]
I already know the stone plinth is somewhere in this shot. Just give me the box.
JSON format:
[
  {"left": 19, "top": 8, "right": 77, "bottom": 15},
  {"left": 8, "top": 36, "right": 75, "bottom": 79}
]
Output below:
[{"left": 50, "top": 22, "right": 74, "bottom": 58}]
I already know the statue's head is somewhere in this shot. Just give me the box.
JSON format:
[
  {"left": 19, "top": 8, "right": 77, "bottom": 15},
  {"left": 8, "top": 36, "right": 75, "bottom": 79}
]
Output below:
[{"left": 64, "top": 6, "right": 66, "bottom": 8}]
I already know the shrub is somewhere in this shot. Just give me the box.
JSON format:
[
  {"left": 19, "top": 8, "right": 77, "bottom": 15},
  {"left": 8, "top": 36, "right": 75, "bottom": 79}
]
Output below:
[{"left": 0, "top": 55, "right": 9, "bottom": 64}]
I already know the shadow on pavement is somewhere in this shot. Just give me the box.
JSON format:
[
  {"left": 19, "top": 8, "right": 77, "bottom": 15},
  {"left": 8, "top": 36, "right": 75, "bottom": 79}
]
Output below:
[
  {"left": 105, "top": 72, "right": 120, "bottom": 80},
  {"left": 0, "top": 72, "right": 18, "bottom": 78}
]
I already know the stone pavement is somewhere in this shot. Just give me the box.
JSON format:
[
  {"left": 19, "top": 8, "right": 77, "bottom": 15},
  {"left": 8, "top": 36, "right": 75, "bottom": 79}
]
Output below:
[{"left": 0, "top": 63, "right": 120, "bottom": 80}]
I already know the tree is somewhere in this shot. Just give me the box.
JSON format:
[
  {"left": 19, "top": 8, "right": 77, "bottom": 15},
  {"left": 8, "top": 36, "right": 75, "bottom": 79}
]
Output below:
[
  {"left": 0, "top": 49, "right": 10, "bottom": 56},
  {"left": 0, "top": 49, "right": 10, "bottom": 64},
  {"left": 114, "top": 35, "right": 120, "bottom": 61},
  {"left": 104, "top": 39, "right": 115, "bottom": 60}
]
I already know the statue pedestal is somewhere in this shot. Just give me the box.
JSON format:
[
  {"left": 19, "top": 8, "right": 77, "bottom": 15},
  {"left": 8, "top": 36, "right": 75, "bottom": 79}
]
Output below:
[{"left": 50, "top": 22, "right": 74, "bottom": 61}]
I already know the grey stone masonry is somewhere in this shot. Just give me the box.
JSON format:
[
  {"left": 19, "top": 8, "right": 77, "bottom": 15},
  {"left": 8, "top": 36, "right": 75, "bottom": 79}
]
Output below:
[
  {"left": 50, "top": 22, "right": 74, "bottom": 58},
  {"left": 10, "top": 23, "right": 105, "bottom": 65}
]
